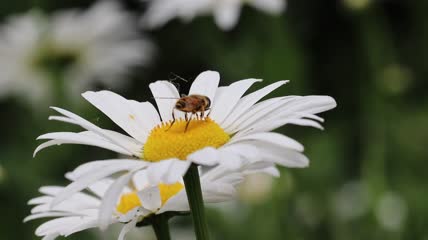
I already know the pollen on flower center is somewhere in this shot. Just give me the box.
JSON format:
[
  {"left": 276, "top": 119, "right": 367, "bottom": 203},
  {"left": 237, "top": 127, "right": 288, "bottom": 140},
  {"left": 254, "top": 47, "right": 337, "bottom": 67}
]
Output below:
[
  {"left": 116, "top": 182, "right": 185, "bottom": 214},
  {"left": 143, "top": 118, "right": 230, "bottom": 162}
]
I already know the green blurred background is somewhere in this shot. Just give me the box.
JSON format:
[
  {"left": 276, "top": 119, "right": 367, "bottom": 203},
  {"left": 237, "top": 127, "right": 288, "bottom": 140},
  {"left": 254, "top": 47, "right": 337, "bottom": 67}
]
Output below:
[{"left": 1, "top": 0, "right": 427, "bottom": 239}]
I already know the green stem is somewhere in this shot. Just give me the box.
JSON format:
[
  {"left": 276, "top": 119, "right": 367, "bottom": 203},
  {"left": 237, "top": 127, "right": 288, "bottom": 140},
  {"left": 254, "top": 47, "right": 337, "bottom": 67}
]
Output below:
[
  {"left": 183, "top": 164, "right": 210, "bottom": 240},
  {"left": 152, "top": 214, "right": 171, "bottom": 240}
]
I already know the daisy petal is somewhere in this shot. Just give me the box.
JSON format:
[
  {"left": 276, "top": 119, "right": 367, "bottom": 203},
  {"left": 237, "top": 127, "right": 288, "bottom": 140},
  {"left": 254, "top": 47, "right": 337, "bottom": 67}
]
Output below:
[
  {"left": 149, "top": 80, "right": 183, "bottom": 122},
  {"left": 36, "top": 216, "right": 93, "bottom": 237},
  {"left": 158, "top": 190, "right": 188, "bottom": 214},
  {"left": 82, "top": 91, "right": 157, "bottom": 143},
  {"left": 229, "top": 132, "right": 304, "bottom": 152},
  {"left": 118, "top": 218, "right": 138, "bottom": 240},
  {"left": 35, "top": 132, "right": 132, "bottom": 157},
  {"left": 52, "top": 162, "right": 144, "bottom": 207},
  {"left": 24, "top": 212, "right": 77, "bottom": 222},
  {"left": 249, "top": 0, "right": 286, "bottom": 14},
  {"left": 258, "top": 142, "right": 309, "bottom": 168},
  {"left": 49, "top": 107, "right": 137, "bottom": 155},
  {"left": 225, "top": 96, "right": 296, "bottom": 133},
  {"left": 146, "top": 159, "right": 190, "bottom": 185},
  {"left": 221, "top": 80, "right": 288, "bottom": 129},
  {"left": 188, "top": 147, "right": 219, "bottom": 166},
  {"left": 99, "top": 171, "right": 134, "bottom": 230},
  {"left": 210, "top": 78, "right": 261, "bottom": 124},
  {"left": 28, "top": 196, "right": 53, "bottom": 205},
  {"left": 188, "top": 70, "right": 220, "bottom": 102},
  {"left": 137, "top": 186, "right": 161, "bottom": 212},
  {"left": 42, "top": 234, "right": 59, "bottom": 240},
  {"left": 213, "top": 0, "right": 242, "bottom": 31},
  {"left": 66, "top": 160, "right": 145, "bottom": 180},
  {"left": 63, "top": 218, "right": 98, "bottom": 237}
]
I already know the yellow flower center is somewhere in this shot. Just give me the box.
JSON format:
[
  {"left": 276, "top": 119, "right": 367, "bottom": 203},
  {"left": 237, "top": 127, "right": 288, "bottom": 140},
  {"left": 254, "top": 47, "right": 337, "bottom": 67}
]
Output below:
[
  {"left": 143, "top": 118, "right": 230, "bottom": 162},
  {"left": 116, "top": 182, "right": 185, "bottom": 214}
]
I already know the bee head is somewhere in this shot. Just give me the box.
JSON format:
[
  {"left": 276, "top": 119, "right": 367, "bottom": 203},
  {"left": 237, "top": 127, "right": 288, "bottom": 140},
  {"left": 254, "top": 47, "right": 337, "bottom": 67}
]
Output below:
[{"left": 205, "top": 97, "right": 211, "bottom": 108}]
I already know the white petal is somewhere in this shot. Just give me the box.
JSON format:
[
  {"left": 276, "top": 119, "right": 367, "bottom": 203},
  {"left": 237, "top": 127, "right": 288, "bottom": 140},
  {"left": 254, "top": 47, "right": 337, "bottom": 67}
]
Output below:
[
  {"left": 224, "top": 96, "right": 296, "bottom": 133},
  {"left": 229, "top": 132, "right": 304, "bottom": 152},
  {"left": 52, "top": 162, "right": 145, "bottom": 207},
  {"left": 87, "top": 178, "right": 115, "bottom": 198},
  {"left": 149, "top": 80, "right": 184, "bottom": 122},
  {"left": 258, "top": 142, "right": 309, "bottom": 168},
  {"left": 245, "top": 166, "right": 280, "bottom": 177},
  {"left": 49, "top": 107, "right": 138, "bottom": 156},
  {"left": 137, "top": 186, "right": 161, "bottom": 212},
  {"left": 219, "top": 143, "right": 260, "bottom": 162},
  {"left": 221, "top": 80, "right": 288, "bottom": 130},
  {"left": 82, "top": 91, "right": 158, "bottom": 143},
  {"left": 118, "top": 217, "right": 138, "bottom": 240},
  {"left": 66, "top": 159, "right": 146, "bottom": 180},
  {"left": 42, "top": 234, "right": 59, "bottom": 240},
  {"left": 36, "top": 216, "right": 94, "bottom": 237},
  {"left": 146, "top": 159, "right": 190, "bottom": 185},
  {"left": 117, "top": 207, "right": 139, "bottom": 223},
  {"left": 158, "top": 190, "right": 189, "bottom": 214},
  {"left": 242, "top": 96, "right": 336, "bottom": 133},
  {"left": 28, "top": 196, "right": 53, "bottom": 205},
  {"left": 202, "top": 183, "right": 237, "bottom": 202},
  {"left": 131, "top": 170, "right": 150, "bottom": 192},
  {"left": 99, "top": 171, "right": 135, "bottom": 230},
  {"left": 249, "top": 0, "right": 286, "bottom": 14},
  {"left": 218, "top": 149, "right": 246, "bottom": 170},
  {"left": 209, "top": 79, "right": 261, "bottom": 124},
  {"left": 39, "top": 186, "right": 63, "bottom": 196},
  {"left": 63, "top": 218, "right": 98, "bottom": 237},
  {"left": 24, "top": 212, "right": 77, "bottom": 222},
  {"left": 141, "top": 0, "right": 179, "bottom": 29},
  {"left": 213, "top": 0, "right": 242, "bottom": 31},
  {"left": 187, "top": 147, "right": 219, "bottom": 166},
  {"left": 35, "top": 131, "right": 132, "bottom": 157},
  {"left": 188, "top": 71, "right": 220, "bottom": 102}
]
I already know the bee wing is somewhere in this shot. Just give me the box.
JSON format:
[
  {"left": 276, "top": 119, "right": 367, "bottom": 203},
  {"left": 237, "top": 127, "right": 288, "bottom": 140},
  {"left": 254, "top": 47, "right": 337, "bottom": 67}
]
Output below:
[{"left": 149, "top": 81, "right": 185, "bottom": 121}]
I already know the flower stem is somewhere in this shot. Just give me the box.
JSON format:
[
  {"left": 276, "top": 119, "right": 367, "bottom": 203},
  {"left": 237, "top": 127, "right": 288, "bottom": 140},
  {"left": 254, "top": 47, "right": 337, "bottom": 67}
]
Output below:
[
  {"left": 152, "top": 214, "right": 171, "bottom": 240},
  {"left": 183, "top": 164, "right": 210, "bottom": 240}
]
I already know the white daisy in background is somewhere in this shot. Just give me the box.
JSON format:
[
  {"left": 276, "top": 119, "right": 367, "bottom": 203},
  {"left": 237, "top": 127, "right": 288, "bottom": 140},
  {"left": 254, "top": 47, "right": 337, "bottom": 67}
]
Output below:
[
  {"left": 34, "top": 70, "right": 336, "bottom": 193},
  {"left": 141, "top": 0, "right": 286, "bottom": 31},
  {"left": 0, "top": 1, "right": 152, "bottom": 104},
  {"left": 25, "top": 160, "right": 264, "bottom": 239}
]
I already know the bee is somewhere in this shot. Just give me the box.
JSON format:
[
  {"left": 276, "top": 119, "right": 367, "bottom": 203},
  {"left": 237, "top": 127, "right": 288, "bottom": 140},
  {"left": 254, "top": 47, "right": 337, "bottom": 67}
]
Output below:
[{"left": 168, "top": 94, "right": 211, "bottom": 132}]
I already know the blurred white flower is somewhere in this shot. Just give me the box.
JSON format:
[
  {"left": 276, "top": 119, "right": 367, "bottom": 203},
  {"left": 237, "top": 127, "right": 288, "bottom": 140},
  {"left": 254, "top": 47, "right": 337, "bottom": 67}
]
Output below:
[
  {"left": 0, "top": 164, "right": 5, "bottom": 183},
  {"left": 332, "top": 181, "right": 371, "bottom": 221},
  {"left": 141, "top": 0, "right": 286, "bottom": 31},
  {"left": 343, "top": 0, "right": 371, "bottom": 11},
  {"left": 375, "top": 192, "right": 408, "bottom": 232},
  {"left": 25, "top": 162, "right": 245, "bottom": 239},
  {"left": 238, "top": 173, "right": 274, "bottom": 204},
  {"left": 0, "top": 1, "right": 152, "bottom": 105}
]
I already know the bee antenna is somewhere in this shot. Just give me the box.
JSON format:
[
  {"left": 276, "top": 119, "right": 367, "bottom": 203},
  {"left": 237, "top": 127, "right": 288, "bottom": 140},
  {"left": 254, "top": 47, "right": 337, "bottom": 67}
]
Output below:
[
  {"left": 169, "top": 72, "right": 188, "bottom": 83},
  {"left": 152, "top": 97, "right": 180, "bottom": 100}
]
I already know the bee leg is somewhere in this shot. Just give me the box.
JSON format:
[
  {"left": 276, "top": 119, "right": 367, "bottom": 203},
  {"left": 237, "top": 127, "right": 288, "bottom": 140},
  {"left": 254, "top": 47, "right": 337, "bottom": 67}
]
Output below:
[
  {"left": 206, "top": 108, "right": 212, "bottom": 118},
  {"left": 185, "top": 112, "right": 189, "bottom": 122},
  {"left": 184, "top": 113, "right": 193, "bottom": 132},
  {"left": 166, "top": 109, "right": 176, "bottom": 131},
  {"left": 200, "top": 111, "right": 204, "bottom": 119}
]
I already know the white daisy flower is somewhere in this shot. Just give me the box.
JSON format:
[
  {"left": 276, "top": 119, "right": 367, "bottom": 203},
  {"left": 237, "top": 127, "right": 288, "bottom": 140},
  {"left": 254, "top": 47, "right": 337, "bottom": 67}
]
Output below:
[
  {"left": 25, "top": 161, "right": 257, "bottom": 239},
  {"left": 0, "top": 1, "right": 152, "bottom": 104},
  {"left": 35, "top": 70, "right": 336, "bottom": 191},
  {"left": 141, "top": 0, "right": 286, "bottom": 31}
]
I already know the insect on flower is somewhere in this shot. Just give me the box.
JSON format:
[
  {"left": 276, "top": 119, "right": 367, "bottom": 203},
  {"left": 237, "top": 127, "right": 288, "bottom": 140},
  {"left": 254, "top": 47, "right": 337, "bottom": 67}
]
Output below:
[
  {"left": 157, "top": 94, "right": 212, "bottom": 132},
  {"left": 155, "top": 73, "right": 212, "bottom": 132}
]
